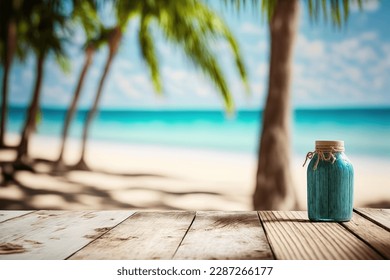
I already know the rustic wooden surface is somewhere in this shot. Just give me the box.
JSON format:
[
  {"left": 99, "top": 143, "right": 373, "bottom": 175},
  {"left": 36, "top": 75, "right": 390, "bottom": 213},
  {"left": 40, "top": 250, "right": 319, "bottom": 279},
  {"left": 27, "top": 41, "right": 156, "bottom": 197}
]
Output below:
[
  {"left": 0, "top": 211, "right": 33, "bottom": 223},
  {"left": 354, "top": 208, "right": 390, "bottom": 230},
  {"left": 70, "top": 211, "right": 195, "bottom": 260},
  {"left": 0, "top": 208, "right": 388, "bottom": 260},
  {"left": 259, "top": 211, "right": 382, "bottom": 260},
  {"left": 0, "top": 210, "right": 134, "bottom": 259},
  {"left": 342, "top": 213, "right": 390, "bottom": 259},
  {"left": 174, "top": 211, "right": 273, "bottom": 260}
]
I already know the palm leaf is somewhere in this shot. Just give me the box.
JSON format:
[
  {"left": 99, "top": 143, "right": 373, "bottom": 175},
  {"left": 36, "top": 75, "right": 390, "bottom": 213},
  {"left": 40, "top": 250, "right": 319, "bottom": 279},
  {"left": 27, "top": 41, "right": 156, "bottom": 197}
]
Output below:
[
  {"left": 139, "top": 13, "right": 162, "bottom": 94},
  {"left": 151, "top": 0, "right": 236, "bottom": 111},
  {"left": 222, "top": 0, "right": 363, "bottom": 28},
  {"left": 112, "top": 0, "right": 249, "bottom": 112}
]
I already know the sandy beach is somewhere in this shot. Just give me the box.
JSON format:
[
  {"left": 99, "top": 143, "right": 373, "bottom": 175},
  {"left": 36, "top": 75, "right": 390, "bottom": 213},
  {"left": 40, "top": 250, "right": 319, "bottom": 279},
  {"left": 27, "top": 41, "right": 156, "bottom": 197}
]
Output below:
[{"left": 0, "top": 133, "right": 389, "bottom": 210}]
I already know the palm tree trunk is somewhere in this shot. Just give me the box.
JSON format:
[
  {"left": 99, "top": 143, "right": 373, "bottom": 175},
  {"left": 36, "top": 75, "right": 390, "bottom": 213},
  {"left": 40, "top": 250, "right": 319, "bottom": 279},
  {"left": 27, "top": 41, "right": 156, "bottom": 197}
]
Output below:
[
  {"left": 0, "top": 57, "right": 10, "bottom": 149},
  {"left": 73, "top": 52, "right": 114, "bottom": 170},
  {"left": 16, "top": 53, "right": 45, "bottom": 164},
  {"left": 74, "top": 27, "right": 122, "bottom": 170},
  {"left": 253, "top": 0, "right": 299, "bottom": 210},
  {"left": 0, "top": 20, "right": 17, "bottom": 148},
  {"left": 56, "top": 47, "right": 94, "bottom": 168}
]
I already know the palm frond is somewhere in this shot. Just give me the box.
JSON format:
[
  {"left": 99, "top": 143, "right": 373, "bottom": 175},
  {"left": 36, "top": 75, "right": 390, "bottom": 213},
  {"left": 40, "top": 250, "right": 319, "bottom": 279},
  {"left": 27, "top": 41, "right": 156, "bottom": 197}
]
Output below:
[
  {"left": 221, "top": 0, "right": 364, "bottom": 28},
  {"left": 139, "top": 0, "right": 250, "bottom": 112},
  {"left": 71, "top": 1, "right": 100, "bottom": 39},
  {"left": 139, "top": 13, "right": 162, "bottom": 94},
  {"left": 115, "top": 0, "right": 141, "bottom": 27},
  {"left": 306, "top": 0, "right": 363, "bottom": 28},
  {"left": 24, "top": 0, "right": 70, "bottom": 71},
  {"left": 192, "top": 1, "right": 249, "bottom": 91},
  {"left": 160, "top": 0, "right": 235, "bottom": 111}
]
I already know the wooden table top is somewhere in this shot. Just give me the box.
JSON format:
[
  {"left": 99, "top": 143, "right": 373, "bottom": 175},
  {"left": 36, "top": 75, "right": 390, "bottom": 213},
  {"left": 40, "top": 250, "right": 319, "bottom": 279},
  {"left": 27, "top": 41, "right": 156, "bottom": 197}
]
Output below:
[{"left": 0, "top": 209, "right": 389, "bottom": 260}]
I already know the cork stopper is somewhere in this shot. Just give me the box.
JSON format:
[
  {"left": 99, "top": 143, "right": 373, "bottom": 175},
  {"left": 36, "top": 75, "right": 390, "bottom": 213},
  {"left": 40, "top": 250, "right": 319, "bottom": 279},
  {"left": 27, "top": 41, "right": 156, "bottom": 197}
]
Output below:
[{"left": 315, "top": 140, "right": 344, "bottom": 151}]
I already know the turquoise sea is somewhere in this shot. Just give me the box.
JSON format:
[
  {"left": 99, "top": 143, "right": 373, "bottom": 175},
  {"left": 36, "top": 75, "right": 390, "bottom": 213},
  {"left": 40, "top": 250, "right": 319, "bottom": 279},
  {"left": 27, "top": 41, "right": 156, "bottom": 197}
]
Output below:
[{"left": 7, "top": 107, "right": 390, "bottom": 159}]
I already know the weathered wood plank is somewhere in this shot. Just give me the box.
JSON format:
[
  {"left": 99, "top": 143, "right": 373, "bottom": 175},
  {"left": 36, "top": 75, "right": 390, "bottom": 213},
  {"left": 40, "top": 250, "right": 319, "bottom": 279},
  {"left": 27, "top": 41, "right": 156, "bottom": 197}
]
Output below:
[
  {"left": 259, "top": 211, "right": 383, "bottom": 260},
  {"left": 174, "top": 211, "right": 273, "bottom": 260},
  {"left": 354, "top": 208, "right": 390, "bottom": 231},
  {"left": 70, "top": 211, "right": 195, "bottom": 260},
  {"left": 0, "top": 210, "right": 134, "bottom": 259},
  {"left": 342, "top": 213, "right": 390, "bottom": 259},
  {"left": 0, "top": 211, "right": 34, "bottom": 223}
]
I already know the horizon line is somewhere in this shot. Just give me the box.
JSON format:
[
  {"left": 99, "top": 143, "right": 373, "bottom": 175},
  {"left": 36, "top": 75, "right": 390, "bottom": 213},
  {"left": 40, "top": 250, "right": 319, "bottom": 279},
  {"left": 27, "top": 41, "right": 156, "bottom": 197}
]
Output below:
[{"left": 7, "top": 104, "right": 390, "bottom": 111}]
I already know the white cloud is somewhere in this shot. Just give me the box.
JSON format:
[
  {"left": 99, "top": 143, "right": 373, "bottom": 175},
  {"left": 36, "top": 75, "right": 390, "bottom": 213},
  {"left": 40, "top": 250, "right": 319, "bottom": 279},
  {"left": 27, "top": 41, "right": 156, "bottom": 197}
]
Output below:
[
  {"left": 344, "top": 66, "right": 363, "bottom": 82},
  {"left": 331, "top": 38, "right": 359, "bottom": 56},
  {"left": 115, "top": 59, "right": 133, "bottom": 72},
  {"left": 360, "top": 32, "right": 378, "bottom": 41},
  {"left": 72, "top": 28, "right": 86, "bottom": 46},
  {"left": 350, "top": 0, "right": 380, "bottom": 13},
  {"left": 184, "top": 75, "right": 215, "bottom": 98},
  {"left": 45, "top": 58, "right": 80, "bottom": 87},
  {"left": 42, "top": 85, "right": 71, "bottom": 105},
  {"left": 330, "top": 38, "right": 376, "bottom": 63},
  {"left": 254, "top": 63, "right": 268, "bottom": 78},
  {"left": 382, "top": 43, "right": 390, "bottom": 54},
  {"left": 162, "top": 66, "right": 216, "bottom": 98},
  {"left": 293, "top": 73, "right": 324, "bottom": 94},
  {"left": 240, "top": 22, "right": 262, "bottom": 36},
  {"left": 162, "top": 67, "right": 188, "bottom": 96},
  {"left": 293, "top": 64, "right": 304, "bottom": 77},
  {"left": 297, "top": 35, "right": 325, "bottom": 58},
  {"left": 88, "top": 67, "right": 101, "bottom": 80},
  {"left": 292, "top": 33, "right": 383, "bottom": 106},
  {"left": 307, "top": 41, "right": 325, "bottom": 57},
  {"left": 355, "top": 47, "right": 377, "bottom": 63},
  {"left": 363, "top": 0, "right": 380, "bottom": 11},
  {"left": 250, "top": 82, "right": 265, "bottom": 97},
  {"left": 22, "top": 68, "right": 34, "bottom": 81},
  {"left": 372, "top": 77, "right": 384, "bottom": 89},
  {"left": 244, "top": 40, "right": 268, "bottom": 55},
  {"left": 158, "top": 42, "right": 174, "bottom": 57},
  {"left": 163, "top": 68, "right": 188, "bottom": 84},
  {"left": 212, "top": 40, "right": 230, "bottom": 53},
  {"left": 325, "top": 80, "right": 365, "bottom": 99},
  {"left": 117, "top": 79, "right": 142, "bottom": 99},
  {"left": 370, "top": 54, "right": 390, "bottom": 76}
]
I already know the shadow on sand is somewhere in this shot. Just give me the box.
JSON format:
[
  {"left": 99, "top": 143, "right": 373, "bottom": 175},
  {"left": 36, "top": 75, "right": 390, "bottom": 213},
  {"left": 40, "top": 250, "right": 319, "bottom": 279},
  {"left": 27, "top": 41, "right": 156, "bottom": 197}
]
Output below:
[{"left": 0, "top": 159, "right": 238, "bottom": 210}]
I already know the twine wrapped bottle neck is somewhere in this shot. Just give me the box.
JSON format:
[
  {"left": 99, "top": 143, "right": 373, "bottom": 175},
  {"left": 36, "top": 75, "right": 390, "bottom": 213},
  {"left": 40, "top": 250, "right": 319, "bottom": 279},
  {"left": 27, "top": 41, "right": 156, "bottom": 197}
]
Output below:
[{"left": 303, "top": 145, "right": 345, "bottom": 170}]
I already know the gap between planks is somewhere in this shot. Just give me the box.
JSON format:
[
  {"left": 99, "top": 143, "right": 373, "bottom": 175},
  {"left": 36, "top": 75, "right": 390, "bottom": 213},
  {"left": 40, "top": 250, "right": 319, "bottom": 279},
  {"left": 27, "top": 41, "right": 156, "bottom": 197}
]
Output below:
[
  {"left": 174, "top": 211, "right": 273, "bottom": 260},
  {"left": 70, "top": 211, "right": 196, "bottom": 260},
  {"left": 354, "top": 208, "right": 390, "bottom": 232},
  {"left": 341, "top": 211, "right": 390, "bottom": 259},
  {"left": 256, "top": 211, "right": 277, "bottom": 260},
  {"left": 0, "top": 211, "right": 37, "bottom": 224}
]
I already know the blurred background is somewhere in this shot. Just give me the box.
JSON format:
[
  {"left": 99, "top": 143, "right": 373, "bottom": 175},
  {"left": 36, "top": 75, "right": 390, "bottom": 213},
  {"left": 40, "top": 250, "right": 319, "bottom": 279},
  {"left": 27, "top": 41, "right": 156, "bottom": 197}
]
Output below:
[{"left": 0, "top": 0, "right": 389, "bottom": 210}]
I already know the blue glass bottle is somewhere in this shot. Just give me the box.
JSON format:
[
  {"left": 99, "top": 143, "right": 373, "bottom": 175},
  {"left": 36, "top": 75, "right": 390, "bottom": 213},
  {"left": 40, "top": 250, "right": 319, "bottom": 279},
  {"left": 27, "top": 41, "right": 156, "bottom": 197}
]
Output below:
[{"left": 306, "top": 140, "right": 354, "bottom": 222}]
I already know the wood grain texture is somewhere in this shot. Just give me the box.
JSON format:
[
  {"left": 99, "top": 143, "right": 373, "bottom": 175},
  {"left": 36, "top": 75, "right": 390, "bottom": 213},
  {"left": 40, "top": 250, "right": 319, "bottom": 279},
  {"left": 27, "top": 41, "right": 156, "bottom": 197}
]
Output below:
[
  {"left": 0, "top": 210, "right": 134, "bottom": 259},
  {"left": 0, "top": 211, "right": 34, "bottom": 223},
  {"left": 259, "top": 211, "right": 383, "bottom": 260},
  {"left": 70, "top": 211, "right": 195, "bottom": 260},
  {"left": 342, "top": 213, "right": 390, "bottom": 259},
  {"left": 174, "top": 211, "right": 273, "bottom": 260},
  {"left": 354, "top": 208, "right": 390, "bottom": 231}
]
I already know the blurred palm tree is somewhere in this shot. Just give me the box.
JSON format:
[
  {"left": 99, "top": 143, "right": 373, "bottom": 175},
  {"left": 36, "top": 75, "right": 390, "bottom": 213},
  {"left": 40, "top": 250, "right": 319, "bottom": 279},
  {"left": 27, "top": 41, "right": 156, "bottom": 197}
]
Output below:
[
  {"left": 15, "top": 0, "right": 69, "bottom": 165},
  {"left": 225, "top": 0, "right": 361, "bottom": 210},
  {"left": 74, "top": 26, "right": 121, "bottom": 170},
  {"left": 0, "top": 0, "right": 32, "bottom": 148},
  {"left": 73, "top": 0, "right": 249, "bottom": 170},
  {"left": 0, "top": 0, "right": 19, "bottom": 148},
  {"left": 55, "top": 1, "right": 103, "bottom": 170}
]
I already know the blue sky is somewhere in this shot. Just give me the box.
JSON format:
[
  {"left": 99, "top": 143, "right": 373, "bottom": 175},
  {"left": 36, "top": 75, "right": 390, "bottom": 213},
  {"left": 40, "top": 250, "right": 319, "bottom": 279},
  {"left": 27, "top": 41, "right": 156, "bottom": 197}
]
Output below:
[{"left": 7, "top": 0, "right": 390, "bottom": 110}]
